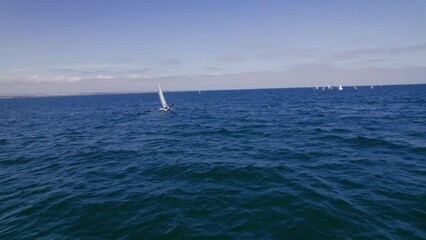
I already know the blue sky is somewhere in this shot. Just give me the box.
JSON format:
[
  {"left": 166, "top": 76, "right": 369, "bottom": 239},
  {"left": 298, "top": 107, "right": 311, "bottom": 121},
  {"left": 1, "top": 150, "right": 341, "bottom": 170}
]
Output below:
[{"left": 1, "top": 0, "right": 426, "bottom": 94}]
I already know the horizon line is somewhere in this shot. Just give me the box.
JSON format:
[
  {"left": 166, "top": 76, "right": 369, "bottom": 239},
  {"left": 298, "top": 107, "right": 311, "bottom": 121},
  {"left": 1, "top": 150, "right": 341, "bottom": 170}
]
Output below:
[{"left": 1, "top": 83, "right": 424, "bottom": 100}]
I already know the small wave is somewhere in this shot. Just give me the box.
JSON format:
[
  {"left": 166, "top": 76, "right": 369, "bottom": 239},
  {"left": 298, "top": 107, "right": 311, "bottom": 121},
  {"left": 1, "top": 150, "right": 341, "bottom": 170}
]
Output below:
[
  {"left": 310, "top": 162, "right": 347, "bottom": 171},
  {"left": 2, "top": 86, "right": 425, "bottom": 239},
  {"left": 72, "top": 149, "right": 139, "bottom": 162},
  {"left": 331, "top": 128, "right": 351, "bottom": 133},
  {"left": 349, "top": 136, "right": 404, "bottom": 149},
  {"left": 314, "top": 128, "right": 328, "bottom": 133},
  {"left": 412, "top": 146, "right": 426, "bottom": 154},
  {"left": 0, "top": 157, "right": 31, "bottom": 165},
  {"left": 276, "top": 150, "right": 311, "bottom": 161},
  {"left": 316, "top": 134, "right": 345, "bottom": 142},
  {"left": 177, "top": 128, "right": 261, "bottom": 138},
  {"left": 139, "top": 110, "right": 157, "bottom": 115}
]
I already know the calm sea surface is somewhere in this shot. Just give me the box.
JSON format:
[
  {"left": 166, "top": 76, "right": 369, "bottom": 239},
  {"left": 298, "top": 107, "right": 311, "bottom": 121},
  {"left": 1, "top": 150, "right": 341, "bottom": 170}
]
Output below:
[{"left": 1, "top": 85, "right": 425, "bottom": 239}]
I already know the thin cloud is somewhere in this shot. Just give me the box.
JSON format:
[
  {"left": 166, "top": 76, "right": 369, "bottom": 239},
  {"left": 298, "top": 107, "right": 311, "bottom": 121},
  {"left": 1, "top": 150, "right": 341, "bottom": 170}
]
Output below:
[
  {"left": 80, "top": 70, "right": 110, "bottom": 74},
  {"left": 160, "top": 58, "right": 181, "bottom": 66},
  {"left": 284, "top": 62, "right": 333, "bottom": 71},
  {"left": 50, "top": 68, "right": 111, "bottom": 75},
  {"left": 0, "top": 75, "right": 115, "bottom": 83},
  {"left": 204, "top": 67, "right": 222, "bottom": 71},
  {"left": 216, "top": 54, "right": 244, "bottom": 63},
  {"left": 50, "top": 68, "right": 77, "bottom": 73},
  {"left": 324, "top": 43, "right": 426, "bottom": 61},
  {"left": 208, "top": 72, "right": 222, "bottom": 76},
  {"left": 126, "top": 74, "right": 150, "bottom": 79},
  {"left": 204, "top": 67, "right": 222, "bottom": 76},
  {"left": 2, "top": 66, "right": 426, "bottom": 95},
  {"left": 335, "top": 37, "right": 370, "bottom": 47},
  {"left": 259, "top": 48, "right": 319, "bottom": 60},
  {"left": 128, "top": 68, "right": 151, "bottom": 73},
  {"left": 0, "top": 68, "right": 35, "bottom": 73},
  {"left": 95, "top": 75, "right": 113, "bottom": 80},
  {"left": 66, "top": 63, "right": 134, "bottom": 69}
]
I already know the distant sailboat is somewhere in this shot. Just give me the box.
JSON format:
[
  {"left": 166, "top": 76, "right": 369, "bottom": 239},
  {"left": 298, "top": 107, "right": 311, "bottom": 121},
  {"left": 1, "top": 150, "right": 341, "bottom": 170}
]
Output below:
[
  {"left": 315, "top": 86, "right": 319, "bottom": 90},
  {"left": 370, "top": 85, "right": 374, "bottom": 90},
  {"left": 338, "top": 85, "right": 343, "bottom": 91},
  {"left": 353, "top": 86, "right": 357, "bottom": 90},
  {"left": 199, "top": 90, "right": 201, "bottom": 95},
  {"left": 322, "top": 86, "right": 325, "bottom": 91},
  {"left": 158, "top": 84, "right": 173, "bottom": 111},
  {"left": 327, "top": 85, "right": 331, "bottom": 90}
]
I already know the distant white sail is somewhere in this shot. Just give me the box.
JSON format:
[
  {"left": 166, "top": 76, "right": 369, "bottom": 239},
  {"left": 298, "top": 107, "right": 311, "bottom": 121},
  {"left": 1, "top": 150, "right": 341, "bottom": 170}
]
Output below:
[
  {"left": 338, "top": 85, "right": 343, "bottom": 91},
  {"left": 158, "top": 84, "right": 168, "bottom": 109}
]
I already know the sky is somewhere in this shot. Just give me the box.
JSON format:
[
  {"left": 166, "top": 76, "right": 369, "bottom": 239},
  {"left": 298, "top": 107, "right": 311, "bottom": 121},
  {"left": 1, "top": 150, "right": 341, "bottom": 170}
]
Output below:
[{"left": 1, "top": 0, "right": 426, "bottom": 95}]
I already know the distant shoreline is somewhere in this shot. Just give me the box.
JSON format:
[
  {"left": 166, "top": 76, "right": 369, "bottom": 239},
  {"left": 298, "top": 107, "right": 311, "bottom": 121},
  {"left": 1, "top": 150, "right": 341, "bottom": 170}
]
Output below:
[{"left": 1, "top": 83, "right": 424, "bottom": 99}]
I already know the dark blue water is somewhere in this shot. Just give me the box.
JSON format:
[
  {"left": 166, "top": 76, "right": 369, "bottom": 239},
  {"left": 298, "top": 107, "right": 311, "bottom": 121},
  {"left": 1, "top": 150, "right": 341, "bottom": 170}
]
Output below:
[{"left": 1, "top": 85, "right": 425, "bottom": 239}]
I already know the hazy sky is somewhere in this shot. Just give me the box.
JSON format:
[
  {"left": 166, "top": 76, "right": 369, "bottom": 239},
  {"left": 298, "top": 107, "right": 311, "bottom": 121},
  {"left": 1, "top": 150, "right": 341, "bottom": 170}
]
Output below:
[{"left": 1, "top": 0, "right": 426, "bottom": 94}]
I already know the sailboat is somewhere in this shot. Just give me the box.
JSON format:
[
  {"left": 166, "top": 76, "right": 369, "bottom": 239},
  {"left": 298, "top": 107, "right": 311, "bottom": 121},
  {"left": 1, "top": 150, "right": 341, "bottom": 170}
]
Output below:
[
  {"left": 338, "top": 85, "right": 343, "bottom": 91},
  {"left": 158, "top": 84, "right": 173, "bottom": 111},
  {"left": 353, "top": 86, "right": 357, "bottom": 90}
]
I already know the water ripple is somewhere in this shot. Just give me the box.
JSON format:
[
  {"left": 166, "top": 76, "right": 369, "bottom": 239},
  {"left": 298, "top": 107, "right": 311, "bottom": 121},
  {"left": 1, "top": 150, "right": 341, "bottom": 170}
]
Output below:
[{"left": 1, "top": 86, "right": 425, "bottom": 239}]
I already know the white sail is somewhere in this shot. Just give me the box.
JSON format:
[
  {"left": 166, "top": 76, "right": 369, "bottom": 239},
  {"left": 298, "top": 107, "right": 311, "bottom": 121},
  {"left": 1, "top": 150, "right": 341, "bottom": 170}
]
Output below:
[
  {"left": 158, "top": 84, "right": 168, "bottom": 109},
  {"left": 338, "top": 84, "right": 343, "bottom": 91}
]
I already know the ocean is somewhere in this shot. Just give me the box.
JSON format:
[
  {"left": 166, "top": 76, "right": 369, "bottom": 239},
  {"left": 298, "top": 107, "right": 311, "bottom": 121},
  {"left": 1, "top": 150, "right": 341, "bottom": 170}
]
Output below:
[{"left": 1, "top": 85, "right": 425, "bottom": 239}]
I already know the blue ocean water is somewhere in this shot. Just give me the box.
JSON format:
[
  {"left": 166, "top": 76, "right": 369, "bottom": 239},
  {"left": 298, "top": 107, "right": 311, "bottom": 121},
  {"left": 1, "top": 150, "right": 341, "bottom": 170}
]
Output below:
[{"left": 0, "top": 85, "right": 425, "bottom": 239}]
